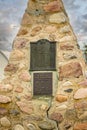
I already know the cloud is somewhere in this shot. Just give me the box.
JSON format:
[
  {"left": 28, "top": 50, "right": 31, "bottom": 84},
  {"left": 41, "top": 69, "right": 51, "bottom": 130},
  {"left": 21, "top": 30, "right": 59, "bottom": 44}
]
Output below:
[{"left": 0, "top": 0, "right": 27, "bottom": 51}]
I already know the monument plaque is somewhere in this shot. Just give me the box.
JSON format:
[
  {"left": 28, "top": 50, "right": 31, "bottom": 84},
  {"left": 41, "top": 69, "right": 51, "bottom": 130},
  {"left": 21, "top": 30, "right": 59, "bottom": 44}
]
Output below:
[
  {"left": 30, "top": 39, "right": 56, "bottom": 71},
  {"left": 33, "top": 72, "right": 52, "bottom": 95}
]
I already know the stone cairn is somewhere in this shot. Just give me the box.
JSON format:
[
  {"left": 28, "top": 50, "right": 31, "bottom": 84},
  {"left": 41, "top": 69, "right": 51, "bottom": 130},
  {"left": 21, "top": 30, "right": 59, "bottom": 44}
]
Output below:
[{"left": 0, "top": 0, "right": 87, "bottom": 130}]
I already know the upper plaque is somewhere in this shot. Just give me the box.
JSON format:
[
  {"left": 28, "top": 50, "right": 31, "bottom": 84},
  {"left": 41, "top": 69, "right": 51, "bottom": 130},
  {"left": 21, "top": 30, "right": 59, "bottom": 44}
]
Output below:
[{"left": 30, "top": 39, "right": 56, "bottom": 71}]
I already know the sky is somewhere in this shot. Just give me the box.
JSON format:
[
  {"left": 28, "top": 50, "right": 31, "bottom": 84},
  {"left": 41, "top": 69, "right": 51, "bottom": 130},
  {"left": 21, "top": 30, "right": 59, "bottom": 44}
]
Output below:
[{"left": 0, "top": 0, "right": 87, "bottom": 51}]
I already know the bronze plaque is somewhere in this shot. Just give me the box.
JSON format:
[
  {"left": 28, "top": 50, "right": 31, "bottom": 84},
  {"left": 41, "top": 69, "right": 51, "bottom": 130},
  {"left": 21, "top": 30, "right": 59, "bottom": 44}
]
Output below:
[
  {"left": 33, "top": 72, "right": 52, "bottom": 95},
  {"left": 30, "top": 39, "right": 56, "bottom": 71}
]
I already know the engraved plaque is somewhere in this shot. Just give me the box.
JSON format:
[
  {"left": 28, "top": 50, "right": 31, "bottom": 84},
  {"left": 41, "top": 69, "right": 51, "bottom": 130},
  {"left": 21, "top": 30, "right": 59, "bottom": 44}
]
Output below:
[
  {"left": 33, "top": 72, "right": 52, "bottom": 95},
  {"left": 30, "top": 39, "right": 56, "bottom": 71}
]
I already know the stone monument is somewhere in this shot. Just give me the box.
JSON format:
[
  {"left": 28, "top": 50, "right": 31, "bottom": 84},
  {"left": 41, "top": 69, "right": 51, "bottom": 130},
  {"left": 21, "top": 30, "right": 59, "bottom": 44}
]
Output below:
[{"left": 0, "top": 0, "right": 86, "bottom": 129}]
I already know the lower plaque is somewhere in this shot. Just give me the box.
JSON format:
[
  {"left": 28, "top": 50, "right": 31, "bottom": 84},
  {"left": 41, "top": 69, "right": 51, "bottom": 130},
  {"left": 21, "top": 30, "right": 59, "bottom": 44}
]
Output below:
[{"left": 33, "top": 72, "right": 52, "bottom": 96}]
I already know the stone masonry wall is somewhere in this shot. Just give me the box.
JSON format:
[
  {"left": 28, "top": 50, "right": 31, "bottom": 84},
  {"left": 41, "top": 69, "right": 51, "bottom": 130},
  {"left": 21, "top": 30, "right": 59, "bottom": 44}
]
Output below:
[{"left": 0, "top": 0, "right": 87, "bottom": 130}]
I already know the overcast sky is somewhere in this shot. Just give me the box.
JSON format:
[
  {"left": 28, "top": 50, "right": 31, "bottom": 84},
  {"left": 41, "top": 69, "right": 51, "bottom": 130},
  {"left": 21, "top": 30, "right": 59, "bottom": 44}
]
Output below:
[{"left": 0, "top": 0, "right": 87, "bottom": 51}]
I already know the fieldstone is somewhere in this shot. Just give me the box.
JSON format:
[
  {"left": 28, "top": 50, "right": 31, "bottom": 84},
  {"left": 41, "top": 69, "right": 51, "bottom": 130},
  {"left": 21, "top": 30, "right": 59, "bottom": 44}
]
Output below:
[
  {"left": 49, "top": 12, "right": 67, "bottom": 24},
  {"left": 9, "top": 109, "right": 20, "bottom": 116},
  {"left": 0, "top": 117, "right": 11, "bottom": 127},
  {"left": 38, "top": 121, "right": 55, "bottom": 130},
  {"left": 15, "top": 87, "right": 23, "bottom": 93},
  {"left": 79, "top": 111, "right": 87, "bottom": 120},
  {"left": 30, "top": 26, "right": 42, "bottom": 36},
  {"left": 62, "top": 81, "right": 73, "bottom": 87},
  {"left": 78, "top": 80, "right": 87, "bottom": 87},
  {"left": 10, "top": 50, "right": 24, "bottom": 60},
  {"left": 43, "top": 1, "right": 61, "bottom": 12},
  {"left": 49, "top": 112, "right": 63, "bottom": 123},
  {"left": 13, "top": 38, "right": 28, "bottom": 49},
  {"left": 14, "top": 124, "right": 24, "bottom": 130},
  {"left": 64, "top": 122, "right": 72, "bottom": 129},
  {"left": 21, "top": 12, "right": 32, "bottom": 25},
  {"left": 59, "top": 62, "right": 83, "bottom": 80},
  {"left": 65, "top": 109, "right": 77, "bottom": 120},
  {"left": 16, "top": 101, "right": 33, "bottom": 114},
  {"left": 17, "top": 28, "right": 28, "bottom": 36},
  {"left": 60, "top": 44, "right": 74, "bottom": 50},
  {"left": 0, "top": 107, "right": 8, "bottom": 115},
  {"left": 57, "top": 104, "right": 67, "bottom": 110},
  {"left": 0, "top": 95, "right": 11, "bottom": 103},
  {"left": 45, "top": 25, "right": 57, "bottom": 33},
  {"left": 4, "top": 64, "right": 18, "bottom": 73},
  {"left": 74, "top": 122, "right": 87, "bottom": 130},
  {"left": 56, "top": 94, "right": 67, "bottom": 102},
  {"left": 74, "top": 101, "right": 87, "bottom": 110},
  {"left": 27, "top": 123, "right": 36, "bottom": 130},
  {"left": 19, "top": 71, "right": 31, "bottom": 82},
  {"left": 0, "top": 84, "right": 13, "bottom": 92},
  {"left": 74, "top": 88, "right": 87, "bottom": 99},
  {"left": 63, "top": 53, "right": 77, "bottom": 60},
  {"left": 59, "top": 25, "right": 71, "bottom": 33}
]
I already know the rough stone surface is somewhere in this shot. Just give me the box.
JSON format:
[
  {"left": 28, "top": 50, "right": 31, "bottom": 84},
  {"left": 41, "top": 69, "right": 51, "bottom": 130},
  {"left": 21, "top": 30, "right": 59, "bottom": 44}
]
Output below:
[
  {"left": 0, "top": 0, "right": 86, "bottom": 130},
  {"left": 30, "top": 26, "right": 42, "bottom": 36},
  {"left": 59, "top": 62, "right": 83, "bottom": 80},
  {"left": 13, "top": 38, "right": 28, "bottom": 49},
  {"left": 44, "top": 1, "right": 61, "bottom": 12},
  {"left": 49, "top": 12, "right": 67, "bottom": 24},
  {"left": 60, "top": 44, "right": 74, "bottom": 50},
  {"left": 38, "top": 121, "right": 55, "bottom": 130},
  {"left": 0, "top": 108, "right": 8, "bottom": 115},
  {"left": 0, "top": 117, "right": 11, "bottom": 127},
  {"left": 15, "top": 87, "right": 23, "bottom": 93},
  {"left": 4, "top": 64, "right": 18, "bottom": 73},
  {"left": 19, "top": 71, "right": 31, "bottom": 82},
  {"left": 27, "top": 123, "right": 36, "bottom": 130},
  {"left": 16, "top": 101, "right": 33, "bottom": 114},
  {"left": 49, "top": 112, "right": 63, "bottom": 123},
  {"left": 10, "top": 50, "right": 24, "bottom": 60},
  {"left": 56, "top": 94, "right": 68, "bottom": 102},
  {"left": 74, "top": 101, "right": 87, "bottom": 110},
  {"left": 0, "top": 95, "right": 11, "bottom": 103},
  {"left": 65, "top": 109, "right": 77, "bottom": 120},
  {"left": 74, "top": 122, "right": 87, "bottom": 130},
  {"left": 74, "top": 88, "right": 87, "bottom": 99},
  {"left": 14, "top": 124, "right": 24, "bottom": 130},
  {"left": 0, "top": 84, "right": 13, "bottom": 92}
]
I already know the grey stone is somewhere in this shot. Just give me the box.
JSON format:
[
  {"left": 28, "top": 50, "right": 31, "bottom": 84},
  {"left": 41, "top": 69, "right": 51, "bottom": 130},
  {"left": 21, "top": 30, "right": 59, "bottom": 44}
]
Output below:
[{"left": 38, "top": 121, "right": 55, "bottom": 130}]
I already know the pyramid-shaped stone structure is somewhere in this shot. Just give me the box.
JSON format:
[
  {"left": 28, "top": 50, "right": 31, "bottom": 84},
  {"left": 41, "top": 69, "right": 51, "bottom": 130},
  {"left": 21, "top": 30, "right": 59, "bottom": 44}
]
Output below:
[{"left": 0, "top": 0, "right": 87, "bottom": 129}]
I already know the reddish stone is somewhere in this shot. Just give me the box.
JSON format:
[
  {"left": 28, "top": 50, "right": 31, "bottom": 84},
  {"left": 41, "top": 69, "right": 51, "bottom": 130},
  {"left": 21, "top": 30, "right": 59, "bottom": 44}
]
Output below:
[
  {"left": 15, "top": 87, "right": 23, "bottom": 93},
  {"left": 30, "top": 26, "right": 42, "bottom": 36},
  {"left": 56, "top": 94, "right": 67, "bottom": 102},
  {"left": 74, "top": 122, "right": 87, "bottom": 130},
  {"left": 4, "top": 64, "right": 18, "bottom": 73},
  {"left": 0, "top": 84, "right": 13, "bottom": 92},
  {"left": 0, "top": 95, "right": 11, "bottom": 103},
  {"left": 74, "top": 101, "right": 87, "bottom": 110},
  {"left": 78, "top": 80, "right": 87, "bottom": 87},
  {"left": 60, "top": 44, "right": 74, "bottom": 50},
  {"left": 17, "top": 28, "right": 28, "bottom": 36},
  {"left": 21, "top": 12, "right": 32, "bottom": 25},
  {"left": 0, "top": 107, "right": 8, "bottom": 115},
  {"left": 13, "top": 38, "right": 28, "bottom": 49},
  {"left": 43, "top": 1, "right": 61, "bottom": 12},
  {"left": 59, "top": 62, "right": 83, "bottom": 80},
  {"left": 19, "top": 71, "right": 31, "bottom": 82},
  {"left": 49, "top": 112, "right": 63, "bottom": 123},
  {"left": 16, "top": 101, "right": 33, "bottom": 114}
]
